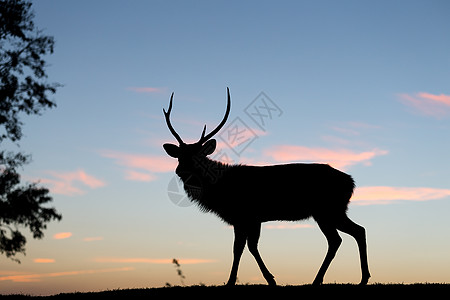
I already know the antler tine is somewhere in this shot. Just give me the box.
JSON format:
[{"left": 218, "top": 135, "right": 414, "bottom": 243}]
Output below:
[
  {"left": 198, "top": 87, "right": 231, "bottom": 144},
  {"left": 199, "top": 124, "right": 207, "bottom": 141},
  {"left": 163, "top": 92, "right": 184, "bottom": 145}
]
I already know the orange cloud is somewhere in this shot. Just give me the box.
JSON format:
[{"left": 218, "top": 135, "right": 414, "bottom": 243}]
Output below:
[
  {"left": 264, "top": 145, "right": 387, "bottom": 170},
  {"left": 127, "top": 87, "right": 165, "bottom": 93},
  {"left": 264, "top": 223, "right": 314, "bottom": 229},
  {"left": 398, "top": 92, "right": 450, "bottom": 118},
  {"left": 0, "top": 267, "right": 133, "bottom": 283},
  {"left": 33, "top": 258, "right": 55, "bottom": 263},
  {"left": 352, "top": 186, "right": 450, "bottom": 205},
  {"left": 94, "top": 257, "right": 216, "bottom": 264},
  {"left": 41, "top": 169, "right": 106, "bottom": 196},
  {"left": 53, "top": 232, "right": 72, "bottom": 240}
]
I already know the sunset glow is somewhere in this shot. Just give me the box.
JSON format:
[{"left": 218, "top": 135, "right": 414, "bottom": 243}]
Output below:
[
  {"left": 0, "top": 268, "right": 134, "bottom": 283},
  {"left": 93, "top": 258, "right": 216, "bottom": 264}
]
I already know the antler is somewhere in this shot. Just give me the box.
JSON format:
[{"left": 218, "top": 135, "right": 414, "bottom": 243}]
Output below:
[
  {"left": 198, "top": 87, "right": 231, "bottom": 144},
  {"left": 163, "top": 93, "right": 184, "bottom": 145}
]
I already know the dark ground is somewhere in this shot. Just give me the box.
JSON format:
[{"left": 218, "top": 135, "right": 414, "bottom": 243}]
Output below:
[{"left": 1, "top": 284, "right": 449, "bottom": 299}]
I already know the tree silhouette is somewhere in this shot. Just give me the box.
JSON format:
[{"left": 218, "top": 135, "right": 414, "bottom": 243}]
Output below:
[{"left": 0, "top": 0, "right": 61, "bottom": 263}]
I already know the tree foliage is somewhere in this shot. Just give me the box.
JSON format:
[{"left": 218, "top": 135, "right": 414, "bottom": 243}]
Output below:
[
  {"left": 0, "top": 152, "right": 62, "bottom": 262},
  {"left": 1, "top": 0, "right": 59, "bottom": 142},
  {"left": 0, "top": 0, "right": 61, "bottom": 262}
]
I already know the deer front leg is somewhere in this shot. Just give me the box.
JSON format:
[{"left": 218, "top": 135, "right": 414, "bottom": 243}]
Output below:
[{"left": 226, "top": 225, "right": 247, "bottom": 286}]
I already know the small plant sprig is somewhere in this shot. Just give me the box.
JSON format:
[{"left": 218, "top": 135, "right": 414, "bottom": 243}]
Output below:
[{"left": 172, "top": 258, "right": 186, "bottom": 286}]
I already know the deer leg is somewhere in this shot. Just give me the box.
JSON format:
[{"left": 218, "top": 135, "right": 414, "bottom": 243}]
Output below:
[
  {"left": 226, "top": 225, "right": 247, "bottom": 286},
  {"left": 336, "top": 215, "right": 371, "bottom": 285},
  {"left": 247, "top": 223, "right": 276, "bottom": 286},
  {"left": 313, "top": 222, "right": 342, "bottom": 285}
]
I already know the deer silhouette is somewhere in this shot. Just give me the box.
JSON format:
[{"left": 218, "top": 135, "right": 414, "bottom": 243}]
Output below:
[{"left": 163, "top": 88, "right": 371, "bottom": 286}]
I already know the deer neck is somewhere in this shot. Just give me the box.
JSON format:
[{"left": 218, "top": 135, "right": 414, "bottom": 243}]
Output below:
[
  {"left": 189, "top": 156, "right": 228, "bottom": 184},
  {"left": 176, "top": 157, "right": 228, "bottom": 200}
]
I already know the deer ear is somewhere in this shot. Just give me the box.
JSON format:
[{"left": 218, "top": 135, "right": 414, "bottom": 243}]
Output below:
[
  {"left": 163, "top": 143, "right": 180, "bottom": 158},
  {"left": 202, "top": 139, "right": 216, "bottom": 156}
]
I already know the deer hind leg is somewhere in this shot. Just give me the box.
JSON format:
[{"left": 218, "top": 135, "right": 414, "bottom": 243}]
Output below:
[
  {"left": 313, "top": 221, "right": 342, "bottom": 285},
  {"left": 336, "top": 214, "right": 371, "bottom": 285},
  {"left": 226, "top": 225, "right": 247, "bottom": 286},
  {"left": 247, "top": 223, "right": 276, "bottom": 286}
]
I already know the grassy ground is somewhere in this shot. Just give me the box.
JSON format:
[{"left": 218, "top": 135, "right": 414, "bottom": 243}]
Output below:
[{"left": 1, "top": 284, "right": 449, "bottom": 299}]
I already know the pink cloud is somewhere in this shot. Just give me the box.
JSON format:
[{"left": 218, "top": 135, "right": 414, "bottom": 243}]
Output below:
[
  {"left": 0, "top": 267, "right": 133, "bottom": 283},
  {"left": 40, "top": 178, "right": 83, "bottom": 196},
  {"left": 53, "top": 232, "right": 72, "bottom": 240},
  {"left": 41, "top": 170, "right": 106, "bottom": 196},
  {"left": 94, "top": 257, "right": 216, "bottom": 264},
  {"left": 77, "top": 171, "right": 105, "bottom": 188},
  {"left": 101, "top": 150, "right": 176, "bottom": 181},
  {"left": 127, "top": 87, "right": 165, "bottom": 93},
  {"left": 418, "top": 92, "right": 450, "bottom": 106},
  {"left": 398, "top": 92, "right": 450, "bottom": 118},
  {"left": 352, "top": 186, "right": 450, "bottom": 205},
  {"left": 101, "top": 151, "right": 175, "bottom": 173},
  {"left": 264, "top": 145, "right": 388, "bottom": 170}
]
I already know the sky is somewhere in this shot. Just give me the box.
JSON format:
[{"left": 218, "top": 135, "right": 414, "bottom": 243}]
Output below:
[{"left": 1, "top": 0, "right": 450, "bottom": 295}]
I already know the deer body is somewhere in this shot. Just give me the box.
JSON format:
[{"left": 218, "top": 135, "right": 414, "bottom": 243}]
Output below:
[
  {"left": 163, "top": 88, "right": 370, "bottom": 286},
  {"left": 179, "top": 159, "right": 354, "bottom": 225}
]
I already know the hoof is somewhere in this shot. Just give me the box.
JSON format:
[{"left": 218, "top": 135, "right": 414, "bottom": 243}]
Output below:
[
  {"left": 266, "top": 277, "right": 277, "bottom": 286},
  {"left": 359, "top": 274, "right": 371, "bottom": 285},
  {"left": 312, "top": 279, "right": 323, "bottom": 286}
]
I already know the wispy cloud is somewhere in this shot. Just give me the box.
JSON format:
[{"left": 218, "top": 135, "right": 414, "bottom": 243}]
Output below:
[
  {"left": 0, "top": 267, "right": 133, "bottom": 283},
  {"left": 264, "top": 145, "right": 388, "bottom": 170},
  {"left": 33, "top": 258, "right": 55, "bottom": 263},
  {"left": 353, "top": 186, "right": 450, "bottom": 205},
  {"left": 127, "top": 87, "right": 165, "bottom": 93},
  {"left": 100, "top": 150, "right": 176, "bottom": 181},
  {"left": 124, "top": 170, "right": 157, "bottom": 182},
  {"left": 330, "top": 121, "right": 381, "bottom": 137},
  {"left": 40, "top": 170, "right": 106, "bottom": 196},
  {"left": 94, "top": 257, "right": 216, "bottom": 264},
  {"left": 53, "top": 232, "right": 72, "bottom": 240},
  {"left": 398, "top": 92, "right": 450, "bottom": 118}
]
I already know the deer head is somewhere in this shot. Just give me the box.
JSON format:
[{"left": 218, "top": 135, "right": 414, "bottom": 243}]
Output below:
[{"left": 163, "top": 88, "right": 231, "bottom": 178}]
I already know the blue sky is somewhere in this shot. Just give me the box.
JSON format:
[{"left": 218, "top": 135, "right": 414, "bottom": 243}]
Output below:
[{"left": 1, "top": 0, "right": 450, "bottom": 295}]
